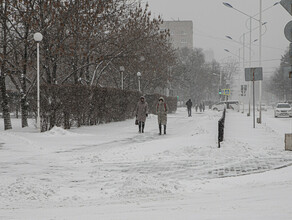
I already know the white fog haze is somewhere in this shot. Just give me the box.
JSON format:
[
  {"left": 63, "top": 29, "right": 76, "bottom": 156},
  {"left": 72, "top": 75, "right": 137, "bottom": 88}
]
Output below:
[
  {"left": 146, "top": 0, "right": 289, "bottom": 74},
  {"left": 0, "top": 0, "right": 292, "bottom": 219}
]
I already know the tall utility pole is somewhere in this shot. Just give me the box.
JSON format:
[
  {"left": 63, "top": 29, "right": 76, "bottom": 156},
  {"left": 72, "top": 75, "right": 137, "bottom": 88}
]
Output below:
[
  {"left": 242, "top": 34, "right": 246, "bottom": 113},
  {"left": 280, "top": 0, "right": 292, "bottom": 63},
  {"left": 258, "top": 0, "right": 263, "bottom": 123},
  {"left": 248, "top": 17, "right": 252, "bottom": 117}
]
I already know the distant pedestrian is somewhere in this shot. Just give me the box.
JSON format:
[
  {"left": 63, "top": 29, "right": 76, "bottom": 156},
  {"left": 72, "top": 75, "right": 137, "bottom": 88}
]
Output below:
[
  {"left": 186, "top": 99, "right": 192, "bottom": 117},
  {"left": 202, "top": 102, "right": 205, "bottom": 112},
  {"left": 156, "top": 97, "right": 168, "bottom": 135},
  {"left": 195, "top": 104, "right": 198, "bottom": 112},
  {"left": 136, "top": 96, "right": 149, "bottom": 133},
  {"left": 199, "top": 103, "right": 202, "bottom": 112}
]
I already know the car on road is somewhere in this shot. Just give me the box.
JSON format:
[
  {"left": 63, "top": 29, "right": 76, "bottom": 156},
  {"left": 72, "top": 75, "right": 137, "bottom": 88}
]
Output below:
[
  {"left": 212, "top": 100, "right": 239, "bottom": 111},
  {"left": 274, "top": 103, "right": 292, "bottom": 118}
]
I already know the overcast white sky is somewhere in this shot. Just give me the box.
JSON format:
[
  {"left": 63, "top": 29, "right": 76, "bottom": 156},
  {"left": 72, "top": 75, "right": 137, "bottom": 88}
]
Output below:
[{"left": 144, "top": 0, "right": 291, "bottom": 76}]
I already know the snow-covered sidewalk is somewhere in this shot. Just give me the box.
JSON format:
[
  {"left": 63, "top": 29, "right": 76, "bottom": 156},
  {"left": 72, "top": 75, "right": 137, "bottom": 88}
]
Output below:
[{"left": 0, "top": 108, "right": 292, "bottom": 219}]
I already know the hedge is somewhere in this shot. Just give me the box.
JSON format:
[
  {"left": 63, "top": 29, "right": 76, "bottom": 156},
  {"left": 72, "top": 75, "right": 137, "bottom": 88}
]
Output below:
[{"left": 28, "top": 85, "right": 177, "bottom": 131}]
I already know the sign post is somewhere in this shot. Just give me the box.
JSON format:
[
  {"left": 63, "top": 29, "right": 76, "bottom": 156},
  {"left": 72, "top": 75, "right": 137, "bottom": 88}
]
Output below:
[
  {"left": 245, "top": 67, "right": 263, "bottom": 128},
  {"left": 221, "top": 89, "right": 230, "bottom": 102},
  {"left": 253, "top": 70, "right": 255, "bottom": 128},
  {"left": 223, "top": 89, "right": 230, "bottom": 96}
]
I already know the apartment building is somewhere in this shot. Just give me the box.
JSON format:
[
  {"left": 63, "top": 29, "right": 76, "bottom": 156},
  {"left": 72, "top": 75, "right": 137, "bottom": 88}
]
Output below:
[{"left": 160, "top": 20, "right": 193, "bottom": 49}]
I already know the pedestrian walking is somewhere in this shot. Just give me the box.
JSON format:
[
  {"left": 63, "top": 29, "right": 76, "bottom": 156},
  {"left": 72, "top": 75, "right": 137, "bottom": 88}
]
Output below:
[
  {"left": 202, "top": 102, "right": 205, "bottom": 112},
  {"left": 199, "top": 103, "right": 202, "bottom": 112},
  {"left": 156, "top": 97, "right": 168, "bottom": 135},
  {"left": 195, "top": 104, "right": 198, "bottom": 112},
  {"left": 186, "top": 99, "right": 192, "bottom": 117},
  {"left": 136, "top": 96, "right": 149, "bottom": 133}
]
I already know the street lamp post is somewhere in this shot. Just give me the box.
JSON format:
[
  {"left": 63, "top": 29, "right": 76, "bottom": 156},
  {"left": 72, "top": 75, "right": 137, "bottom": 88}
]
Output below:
[
  {"left": 34, "top": 32, "right": 43, "bottom": 132},
  {"left": 137, "top": 72, "right": 141, "bottom": 92},
  {"left": 212, "top": 72, "right": 222, "bottom": 101},
  {"left": 225, "top": 35, "right": 258, "bottom": 114},
  {"left": 256, "top": 1, "right": 279, "bottom": 123},
  {"left": 226, "top": 27, "right": 265, "bottom": 117},
  {"left": 259, "top": 0, "right": 263, "bottom": 123},
  {"left": 223, "top": 1, "right": 279, "bottom": 121},
  {"left": 119, "top": 66, "right": 125, "bottom": 90},
  {"left": 225, "top": 35, "right": 246, "bottom": 96},
  {"left": 226, "top": 34, "right": 246, "bottom": 105},
  {"left": 224, "top": 2, "right": 254, "bottom": 117}
]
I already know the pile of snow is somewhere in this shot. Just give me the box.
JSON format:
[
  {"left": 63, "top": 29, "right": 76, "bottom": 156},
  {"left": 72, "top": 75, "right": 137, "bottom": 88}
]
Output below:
[
  {"left": 44, "top": 126, "right": 89, "bottom": 137},
  {"left": 0, "top": 177, "right": 56, "bottom": 209},
  {"left": 44, "top": 126, "right": 79, "bottom": 136}
]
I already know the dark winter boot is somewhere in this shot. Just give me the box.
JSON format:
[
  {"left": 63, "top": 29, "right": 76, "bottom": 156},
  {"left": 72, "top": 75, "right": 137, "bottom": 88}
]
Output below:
[
  {"left": 138, "top": 122, "right": 142, "bottom": 133},
  {"left": 164, "top": 125, "right": 166, "bottom": 135},
  {"left": 159, "top": 124, "right": 162, "bottom": 135},
  {"left": 142, "top": 122, "right": 145, "bottom": 133}
]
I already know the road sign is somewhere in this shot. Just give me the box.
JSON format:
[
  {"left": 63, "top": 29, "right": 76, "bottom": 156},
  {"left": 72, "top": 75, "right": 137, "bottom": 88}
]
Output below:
[
  {"left": 245, "top": 67, "right": 263, "bottom": 81},
  {"left": 245, "top": 68, "right": 262, "bottom": 129},
  {"left": 223, "top": 89, "right": 230, "bottom": 96},
  {"left": 280, "top": 0, "right": 292, "bottom": 15},
  {"left": 284, "top": 21, "right": 292, "bottom": 42},
  {"left": 240, "top": 85, "right": 247, "bottom": 96}
]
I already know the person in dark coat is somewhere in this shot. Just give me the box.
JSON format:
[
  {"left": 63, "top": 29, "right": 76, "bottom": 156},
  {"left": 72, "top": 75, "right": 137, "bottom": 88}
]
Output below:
[
  {"left": 199, "top": 103, "right": 203, "bottom": 112},
  {"left": 156, "top": 97, "right": 168, "bottom": 135},
  {"left": 136, "top": 96, "right": 149, "bottom": 133},
  {"left": 186, "top": 99, "right": 192, "bottom": 117}
]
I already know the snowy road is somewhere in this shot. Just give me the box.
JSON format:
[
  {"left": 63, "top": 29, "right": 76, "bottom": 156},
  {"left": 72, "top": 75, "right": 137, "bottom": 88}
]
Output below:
[{"left": 0, "top": 108, "right": 292, "bottom": 219}]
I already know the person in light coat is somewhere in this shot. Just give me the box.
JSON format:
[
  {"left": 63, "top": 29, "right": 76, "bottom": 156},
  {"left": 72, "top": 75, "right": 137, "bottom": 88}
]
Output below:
[
  {"left": 136, "top": 96, "right": 149, "bottom": 133},
  {"left": 156, "top": 97, "right": 168, "bottom": 135}
]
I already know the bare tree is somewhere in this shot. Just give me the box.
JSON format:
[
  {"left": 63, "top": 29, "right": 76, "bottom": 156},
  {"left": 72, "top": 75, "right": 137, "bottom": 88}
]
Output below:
[
  {"left": 172, "top": 48, "right": 210, "bottom": 103},
  {"left": 1, "top": 0, "right": 177, "bottom": 130},
  {"left": 267, "top": 48, "right": 291, "bottom": 101},
  {"left": 0, "top": 0, "right": 12, "bottom": 130}
]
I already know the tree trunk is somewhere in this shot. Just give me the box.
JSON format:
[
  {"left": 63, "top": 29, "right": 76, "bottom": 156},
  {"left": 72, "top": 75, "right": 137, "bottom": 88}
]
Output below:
[
  {"left": 0, "top": 1, "right": 12, "bottom": 130},
  {"left": 49, "top": 107, "right": 56, "bottom": 129},
  {"left": 0, "top": 73, "right": 12, "bottom": 130},
  {"left": 64, "top": 111, "right": 70, "bottom": 129},
  {"left": 20, "top": 93, "right": 28, "bottom": 127},
  {"left": 20, "top": 28, "right": 29, "bottom": 128}
]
